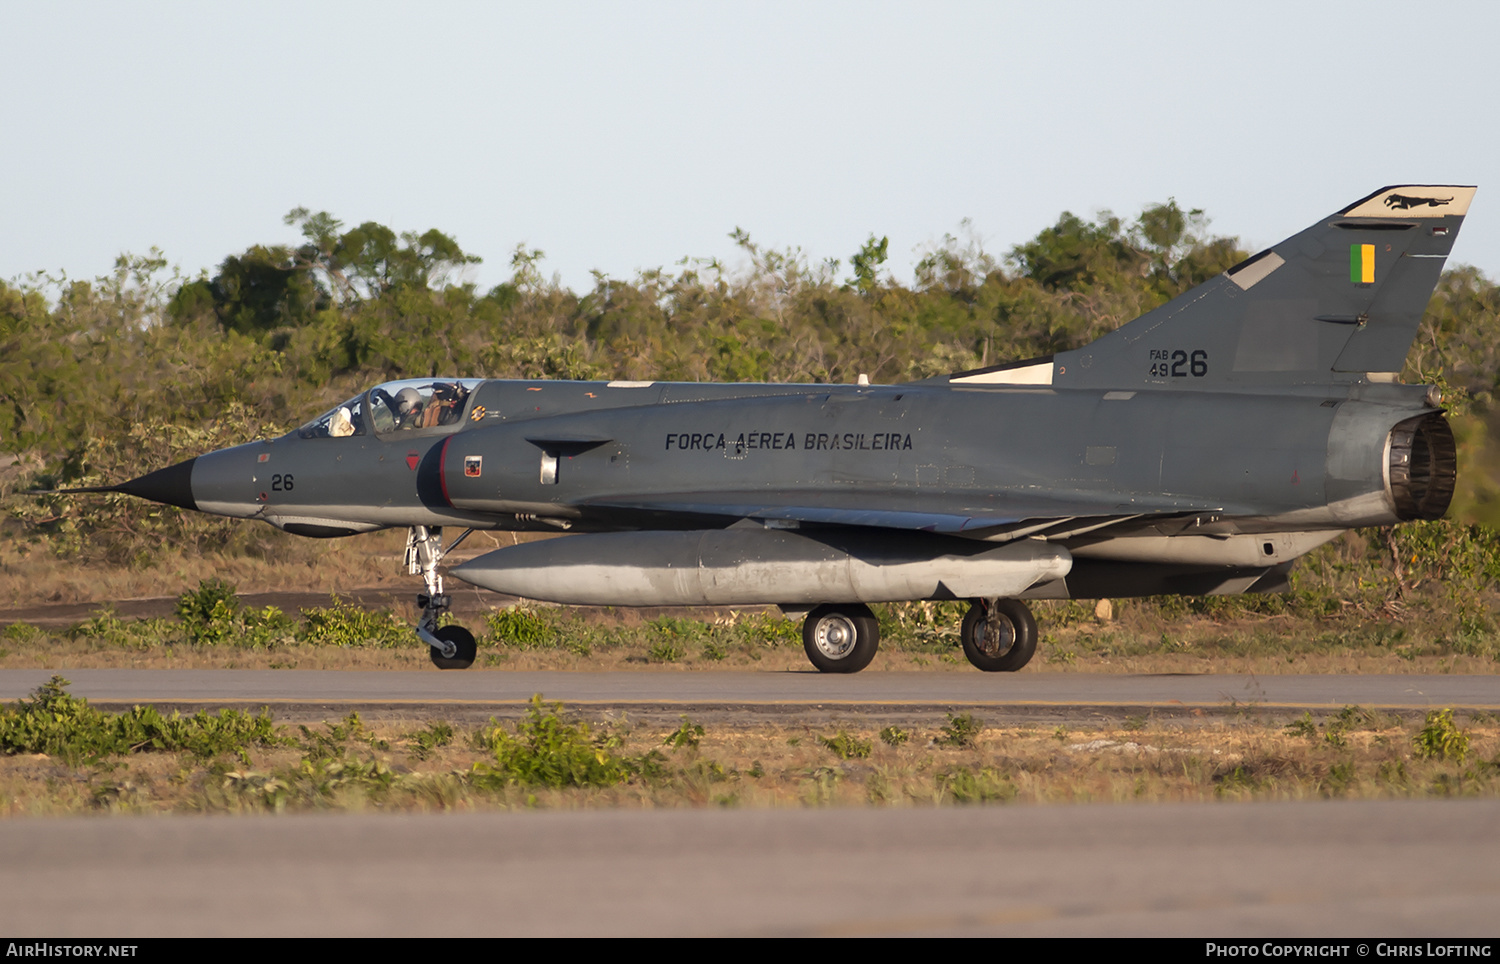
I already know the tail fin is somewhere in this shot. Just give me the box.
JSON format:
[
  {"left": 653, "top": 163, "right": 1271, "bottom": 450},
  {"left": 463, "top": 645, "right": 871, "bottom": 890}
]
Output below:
[{"left": 953, "top": 185, "right": 1474, "bottom": 392}]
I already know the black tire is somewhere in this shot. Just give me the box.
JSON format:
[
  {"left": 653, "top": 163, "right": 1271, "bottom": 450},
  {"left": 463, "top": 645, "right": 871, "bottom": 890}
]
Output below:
[
  {"left": 801, "top": 604, "right": 880, "bottom": 674},
  {"left": 960, "top": 599, "right": 1037, "bottom": 672},
  {"left": 429, "top": 625, "right": 477, "bottom": 670}
]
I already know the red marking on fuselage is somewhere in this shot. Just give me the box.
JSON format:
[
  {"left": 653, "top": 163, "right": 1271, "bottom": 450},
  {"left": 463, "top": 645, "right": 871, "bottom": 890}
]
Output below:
[
  {"left": 405, "top": 451, "right": 419, "bottom": 471},
  {"left": 438, "top": 437, "right": 453, "bottom": 505}
]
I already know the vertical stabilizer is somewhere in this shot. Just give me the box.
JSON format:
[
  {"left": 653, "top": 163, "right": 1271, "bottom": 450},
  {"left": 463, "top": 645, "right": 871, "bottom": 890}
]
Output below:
[{"left": 999, "top": 186, "right": 1476, "bottom": 393}]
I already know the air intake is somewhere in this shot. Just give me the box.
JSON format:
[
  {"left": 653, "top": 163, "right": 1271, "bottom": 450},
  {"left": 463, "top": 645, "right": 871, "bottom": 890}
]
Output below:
[{"left": 1388, "top": 412, "right": 1456, "bottom": 521}]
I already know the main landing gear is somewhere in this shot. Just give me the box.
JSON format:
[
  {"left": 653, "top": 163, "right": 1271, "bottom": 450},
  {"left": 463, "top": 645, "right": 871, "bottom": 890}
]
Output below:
[
  {"left": 801, "top": 604, "right": 880, "bottom": 673},
  {"left": 797, "top": 598, "right": 1038, "bottom": 674},
  {"left": 959, "top": 597, "right": 1037, "bottom": 672},
  {"left": 407, "top": 525, "right": 477, "bottom": 670}
]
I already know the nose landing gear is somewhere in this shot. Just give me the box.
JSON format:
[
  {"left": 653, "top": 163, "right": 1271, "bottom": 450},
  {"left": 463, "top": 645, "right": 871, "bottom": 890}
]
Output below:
[{"left": 407, "top": 525, "right": 477, "bottom": 669}]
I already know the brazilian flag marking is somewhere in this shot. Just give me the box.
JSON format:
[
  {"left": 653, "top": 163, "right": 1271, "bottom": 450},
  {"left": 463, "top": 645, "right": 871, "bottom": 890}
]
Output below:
[{"left": 1350, "top": 243, "right": 1375, "bottom": 284}]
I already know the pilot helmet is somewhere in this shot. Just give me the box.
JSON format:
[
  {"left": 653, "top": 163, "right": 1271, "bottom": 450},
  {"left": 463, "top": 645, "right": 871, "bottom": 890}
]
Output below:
[{"left": 394, "top": 387, "right": 423, "bottom": 416}]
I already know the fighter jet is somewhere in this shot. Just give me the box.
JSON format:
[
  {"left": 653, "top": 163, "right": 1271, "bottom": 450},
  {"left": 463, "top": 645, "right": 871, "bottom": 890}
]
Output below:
[{"left": 59, "top": 185, "right": 1473, "bottom": 672}]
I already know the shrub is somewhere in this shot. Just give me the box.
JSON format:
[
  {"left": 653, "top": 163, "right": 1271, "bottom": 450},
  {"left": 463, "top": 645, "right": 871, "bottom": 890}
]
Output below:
[
  {"left": 879, "top": 725, "right": 910, "bottom": 747},
  {"left": 484, "top": 607, "right": 556, "bottom": 648},
  {"left": 173, "top": 580, "right": 293, "bottom": 647},
  {"left": 472, "top": 695, "right": 629, "bottom": 789},
  {"left": 818, "top": 730, "right": 873, "bottom": 760},
  {"left": 936, "top": 713, "right": 983, "bottom": 748},
  {"left": 68, "top": 609, "right": 174, "bottom": 650},
  {"left": 1414, "top": 709, "right": 1471, "bottom": 763},
  {"left": 739, "top": 612, "right": 800, "bottom": 648},
  {"left": 298, "top": 597, "right": 408, "bottom": 648},
  {"left": 1283, "top": 712, "right": 1317, "bottom": 740},
  {"left": 941, "top": 767, "right": 1016, "bottom": 803},
  {"left": 408, "top": 721, "right": 454, "bottom": 758},
  {"left": 662, "top": 716, "right": 705, "bottom": 750},
  {"left": 0, "top": 676, "right": 287, "bottom": 764},
  {"left": 647, "top": 639, "right": 684, "bottom": 663},
  {"left": 175, "top": 579, "right": 241, "bottom": 631}
]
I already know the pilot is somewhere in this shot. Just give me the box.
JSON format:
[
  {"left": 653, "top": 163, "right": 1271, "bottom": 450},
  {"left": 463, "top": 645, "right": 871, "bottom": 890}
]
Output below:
[{"left": 394, "top": 388, "right": 425, "bottom": 430}]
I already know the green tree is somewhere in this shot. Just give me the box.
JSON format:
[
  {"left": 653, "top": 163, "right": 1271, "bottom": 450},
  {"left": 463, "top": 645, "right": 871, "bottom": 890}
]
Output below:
[
  {"left": 181, "top": 244, "right": 325, "bottom": 336},
  {"left": 283, "top": 208, "right": 481, "bottom": 301},
  {"left": 1009, "top": 209, "right": 1140, "bottom": 291},
  {"left": 847, "top": 234, "right": 888, "bottom": 295}
]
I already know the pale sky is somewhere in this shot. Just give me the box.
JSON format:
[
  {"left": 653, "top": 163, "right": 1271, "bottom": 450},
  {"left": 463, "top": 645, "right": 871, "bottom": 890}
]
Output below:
[{"left": 4, "top": 1, "right": 1498, "bottom": 294}]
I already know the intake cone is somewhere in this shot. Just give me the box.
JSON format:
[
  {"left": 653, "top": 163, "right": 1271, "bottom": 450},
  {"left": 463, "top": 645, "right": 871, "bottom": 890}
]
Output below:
[
  {"left": 115, "top": 458, "right": 198, "bottom": 510},
  {"left": 41, "top": 457, "right": 200, "bottom": 511}
]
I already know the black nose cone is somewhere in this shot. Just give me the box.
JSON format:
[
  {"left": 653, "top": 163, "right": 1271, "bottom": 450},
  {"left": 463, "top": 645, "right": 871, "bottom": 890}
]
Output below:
[{"left": 117, "top": 457, "right": 198, "bottom": 511}]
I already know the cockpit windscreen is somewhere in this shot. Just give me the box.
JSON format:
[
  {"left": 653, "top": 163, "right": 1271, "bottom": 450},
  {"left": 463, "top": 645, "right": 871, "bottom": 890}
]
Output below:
[
  {"left": 296, "top": 379, "right": 482, "bottom": 439},
  {"left": 368, "top": 379, "right": 481, "bottom": 434}
]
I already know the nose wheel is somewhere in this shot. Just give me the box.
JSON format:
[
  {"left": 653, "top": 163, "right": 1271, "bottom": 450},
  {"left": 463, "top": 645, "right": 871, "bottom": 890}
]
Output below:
[{"left": 428, "top": 624, "right": 477, "bottom": 670}]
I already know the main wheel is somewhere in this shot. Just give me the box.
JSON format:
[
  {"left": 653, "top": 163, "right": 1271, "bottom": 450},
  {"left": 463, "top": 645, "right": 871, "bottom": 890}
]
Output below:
[
  {"left": 802, "top": 604, "right": 880, "bottom": 673},
  {"left": 429, "top": 625, "right": 477, "bottom": 670},
  {"left": 960, "top": 599, "right": 1037, "bottom": 672}
]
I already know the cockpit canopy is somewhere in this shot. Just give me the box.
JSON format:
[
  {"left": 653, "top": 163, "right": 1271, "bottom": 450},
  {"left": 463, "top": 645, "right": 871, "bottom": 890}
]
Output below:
[{"left": 296, "top": 378, "right": 484, "bottom": 439}]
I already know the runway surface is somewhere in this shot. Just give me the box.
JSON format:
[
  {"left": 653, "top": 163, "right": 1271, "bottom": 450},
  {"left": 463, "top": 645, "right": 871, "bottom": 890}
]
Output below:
[
  {"left": 3, "top": 801, "right": 1497, "bottom": 936},
  {"left": 1, "top": 669, "right": 1496, "bottom": 717},
  {"left": 4, "top": 671, "right": 1497, "bottom": 936}
]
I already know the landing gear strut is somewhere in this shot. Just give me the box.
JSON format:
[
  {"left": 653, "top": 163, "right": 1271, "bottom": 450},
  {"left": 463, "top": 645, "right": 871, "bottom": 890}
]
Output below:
[
  {"left": 801, "top": 603, "right": 880, "bottom": 673},
  {"left": 960, "top": 598, "right": 1037, "bottom": 672},
  {"left": 407, "top": 525, "right": 477, "bottom": 669}
]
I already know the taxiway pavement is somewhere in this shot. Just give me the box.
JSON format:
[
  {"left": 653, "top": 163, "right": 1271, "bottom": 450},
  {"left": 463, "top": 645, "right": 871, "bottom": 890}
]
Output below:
[
  {"left": 2, "top": 800, "right": 1496, "bottom": 936},
  {"left": 1, "top": 669, "right": 1494, "bottom": 718}
]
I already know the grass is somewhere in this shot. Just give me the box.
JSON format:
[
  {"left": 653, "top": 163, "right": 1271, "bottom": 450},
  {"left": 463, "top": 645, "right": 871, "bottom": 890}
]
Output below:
[
  {"left": 3, "top": 527, "right": 1500, "bottom": 673},
  {"left": 3, "top": 573, "right": 1500, "bottom": 674},
  {"left": 0, "top": 529, "right": 410, "bottom": 610},
  {"left": 2, "top": 683, "right": 1496, "bottom": 817},
  {"left": 6, "top": 599, "right": 1500, "bottom": 673},
  {"left": 0, "top": 676, "right": 289, "bottom": 766}
]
